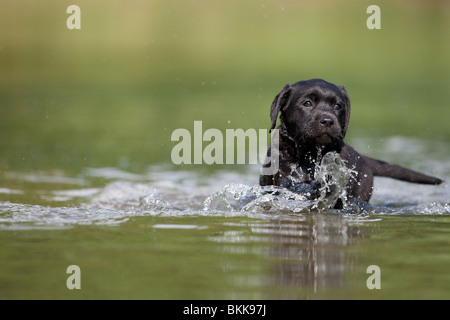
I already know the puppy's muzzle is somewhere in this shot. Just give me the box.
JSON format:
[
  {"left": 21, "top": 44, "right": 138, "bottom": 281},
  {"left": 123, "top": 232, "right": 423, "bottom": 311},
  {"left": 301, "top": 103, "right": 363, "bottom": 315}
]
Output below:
[{"left": 320, "top": 115, "right": 335, "bottom": 128}]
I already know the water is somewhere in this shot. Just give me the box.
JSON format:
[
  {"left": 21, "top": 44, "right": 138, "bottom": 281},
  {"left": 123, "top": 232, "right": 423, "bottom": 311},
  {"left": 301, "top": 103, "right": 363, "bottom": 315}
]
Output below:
[{"left": 0, "top": 136, "right": 449, "bottom": 299}]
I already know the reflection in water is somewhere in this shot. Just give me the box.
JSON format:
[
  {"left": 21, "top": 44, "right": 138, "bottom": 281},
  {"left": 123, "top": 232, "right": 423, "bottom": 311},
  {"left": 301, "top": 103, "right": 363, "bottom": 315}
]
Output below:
[
  {"left": 211, "top": 213, "right": 375, "bottom": 295},
  {"left": 263, "top": 214, "right": 363, "bottom": 290}
]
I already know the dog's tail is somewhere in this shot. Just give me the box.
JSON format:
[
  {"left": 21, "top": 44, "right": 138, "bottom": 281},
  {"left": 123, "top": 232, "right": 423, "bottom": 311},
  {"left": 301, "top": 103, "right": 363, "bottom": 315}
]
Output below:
[{"left": 362, "top": 155, "right": 443, "bottom": 185}]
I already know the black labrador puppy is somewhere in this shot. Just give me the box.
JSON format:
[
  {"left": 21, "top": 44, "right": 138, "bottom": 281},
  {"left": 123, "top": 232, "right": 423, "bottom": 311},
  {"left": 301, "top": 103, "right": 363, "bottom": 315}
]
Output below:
[{"left": 260, "top": 79, "right": 443, "bottom": 208}]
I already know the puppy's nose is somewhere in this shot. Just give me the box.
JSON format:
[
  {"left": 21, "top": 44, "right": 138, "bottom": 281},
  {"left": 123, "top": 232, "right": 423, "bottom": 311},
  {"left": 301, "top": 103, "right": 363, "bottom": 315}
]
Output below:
[{"left": 320, "top": 115, "right": 335, "bottom": 127}]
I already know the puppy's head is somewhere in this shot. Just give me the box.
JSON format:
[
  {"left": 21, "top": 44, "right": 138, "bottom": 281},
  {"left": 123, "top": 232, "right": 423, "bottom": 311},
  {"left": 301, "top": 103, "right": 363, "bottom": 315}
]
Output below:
[{"left": 270, "top": 79, "right": 351, "bottom": 147}]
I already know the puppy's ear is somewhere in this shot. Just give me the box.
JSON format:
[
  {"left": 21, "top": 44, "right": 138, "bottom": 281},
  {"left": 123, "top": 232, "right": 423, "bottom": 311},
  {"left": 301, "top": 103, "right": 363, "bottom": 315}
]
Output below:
[
  {"left": 270, "top": 83, "right": 292, "bottom": 132},
  {"left": 338, "top": 85, "right": 351, "bottom": 137}
]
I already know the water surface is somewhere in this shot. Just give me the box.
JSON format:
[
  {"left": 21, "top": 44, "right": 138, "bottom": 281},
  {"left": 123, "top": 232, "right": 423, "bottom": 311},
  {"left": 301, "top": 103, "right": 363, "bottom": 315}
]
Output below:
[{"left": 0, "top": 136, "right": 449, "bottom": 299}]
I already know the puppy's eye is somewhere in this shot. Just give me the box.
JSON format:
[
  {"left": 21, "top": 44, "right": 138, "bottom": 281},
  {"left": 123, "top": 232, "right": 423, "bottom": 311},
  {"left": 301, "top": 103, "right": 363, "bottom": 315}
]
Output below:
[
  {"left": 334, "top": 103, "right": 342, "bottom": 111},
  {"left": 303, "top": 100, "right": 313, "bottom": 107}
]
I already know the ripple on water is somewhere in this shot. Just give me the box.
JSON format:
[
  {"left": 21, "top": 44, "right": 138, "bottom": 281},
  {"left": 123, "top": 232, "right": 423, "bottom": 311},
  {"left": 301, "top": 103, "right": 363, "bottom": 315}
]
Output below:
[{"left": 0, "top": 138, "right": 449, "bottom": 229}]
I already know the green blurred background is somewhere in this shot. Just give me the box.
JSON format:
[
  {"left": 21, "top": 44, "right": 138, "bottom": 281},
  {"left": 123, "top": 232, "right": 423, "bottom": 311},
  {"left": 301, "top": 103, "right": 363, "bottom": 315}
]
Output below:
[{"left": 1, "top": 0, "right": 449, "bottom": 173}]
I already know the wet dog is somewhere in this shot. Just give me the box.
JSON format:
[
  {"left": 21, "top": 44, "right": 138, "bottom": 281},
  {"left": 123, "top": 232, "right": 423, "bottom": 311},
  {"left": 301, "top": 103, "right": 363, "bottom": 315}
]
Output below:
[{"left": 260, "top": 79, "right": 443, "bottom": 208}]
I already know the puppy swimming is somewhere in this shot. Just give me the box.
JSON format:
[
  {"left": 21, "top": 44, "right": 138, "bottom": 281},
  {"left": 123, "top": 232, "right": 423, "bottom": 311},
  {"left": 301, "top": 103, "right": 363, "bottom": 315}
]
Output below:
[{"left": 260, "top": 79, "right": 443, "bottom": 209}]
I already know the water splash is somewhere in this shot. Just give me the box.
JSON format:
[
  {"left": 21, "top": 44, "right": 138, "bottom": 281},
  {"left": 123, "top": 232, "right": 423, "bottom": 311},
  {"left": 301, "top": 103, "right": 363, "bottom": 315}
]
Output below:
[
  {"left": 203, "top": 184, "right": 311, "bottom": 213},
  {"left": 313, "top": 151, "right": 354, "bottom": 209},
  {"left": 0, "top": 136, "right": 449, "bottom": 229},
  {"left": 203, "top": 152, "right": 354, "bottom": 213}
]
